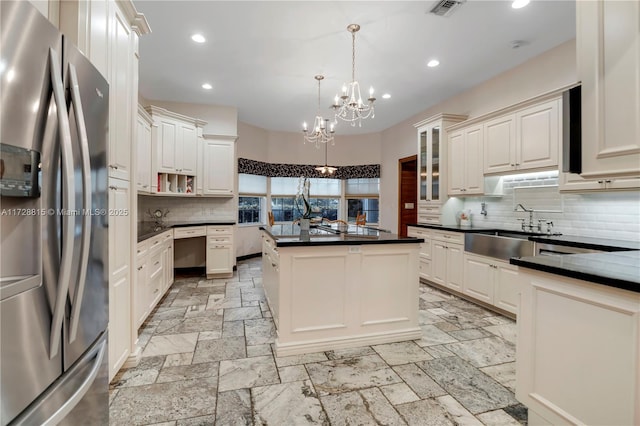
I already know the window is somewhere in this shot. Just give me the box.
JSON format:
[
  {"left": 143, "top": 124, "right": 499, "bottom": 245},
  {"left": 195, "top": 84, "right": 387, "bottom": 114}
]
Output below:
[
  {"left": 347, "top": 198, "right": 379, "bottom": 223},
  {"left": 238, "top": 174, "right": 267, "bottom": 224},
  {"left": 271, "top": 177, "right": 341, "bottom": 222},
  {"left": 238, "top": 196, "right": 263, "bottom": 224},
  {"left": 346, "top": 178, "right": 380, "bottom": 223}
]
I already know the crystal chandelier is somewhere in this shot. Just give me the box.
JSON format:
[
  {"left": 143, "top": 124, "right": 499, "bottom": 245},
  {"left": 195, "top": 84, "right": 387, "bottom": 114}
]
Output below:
[
  {"left": 315, "top": 141, "right": 337, "bottom": 175},
  {"left": 332, "top": 24, "right": 376, "bottom": 127},
  {"left": 303, "top": 75, "right": 335, "bottom": 147}
]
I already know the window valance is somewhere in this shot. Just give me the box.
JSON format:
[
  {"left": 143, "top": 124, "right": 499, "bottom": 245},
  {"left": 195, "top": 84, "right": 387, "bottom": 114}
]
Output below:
[{"left": 238, "top": 158, "right": 380, "bottom": 179}]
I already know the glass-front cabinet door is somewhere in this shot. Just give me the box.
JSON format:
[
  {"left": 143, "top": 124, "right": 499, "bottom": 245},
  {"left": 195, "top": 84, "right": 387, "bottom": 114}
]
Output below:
[
  {"left": 431, "top": 126, "right": 440, "bottom": 202},
  {"left": 418, "top": 124, "right": 441, "bottom": 203},
  {"left": 419, "top": 129, "right": 428, "bottom": 201}
]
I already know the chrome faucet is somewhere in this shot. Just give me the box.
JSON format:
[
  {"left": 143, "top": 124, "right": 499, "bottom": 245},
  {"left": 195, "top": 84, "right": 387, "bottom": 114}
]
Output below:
[{"left": 515, "top": 203, "right": 534, "bottom": 231}]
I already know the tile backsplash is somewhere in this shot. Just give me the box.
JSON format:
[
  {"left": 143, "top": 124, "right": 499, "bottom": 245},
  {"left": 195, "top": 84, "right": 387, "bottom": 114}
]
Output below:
[
  {"left": 138, "top": 195, "right": 236, "bottom": 223},
  {"left": 459, "top": 171, "right": 640, "bottom": 242}
]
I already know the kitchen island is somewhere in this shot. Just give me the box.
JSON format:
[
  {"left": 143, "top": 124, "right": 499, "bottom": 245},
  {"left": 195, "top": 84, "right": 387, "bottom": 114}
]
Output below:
[{"left": 260, "top": 224, "right": 423, "bottom": 356}]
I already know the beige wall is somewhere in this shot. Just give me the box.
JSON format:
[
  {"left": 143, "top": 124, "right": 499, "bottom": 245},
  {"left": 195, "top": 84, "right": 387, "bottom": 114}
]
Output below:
[
  {"left": 265, "top": 131, "right": 381, "bottom": 165},
  {"left": 237, "top": 122, "right": 268, "bottom": 161},
  {"left": 378, "top": 39, "right": 578, "bottom": 232}
]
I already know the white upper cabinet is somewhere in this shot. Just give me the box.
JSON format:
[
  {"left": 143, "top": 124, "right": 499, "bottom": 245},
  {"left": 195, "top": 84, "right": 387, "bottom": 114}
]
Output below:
[
  {"left": 448, "top": 124, "right": 484, "bottom": 195},
  {"left": 178, "top": 124, "right": 198, "bottom": 174},
  {"left": 107, "top": 6, "right": 133, "bottom": 181},
  {"left": 516, "top": 99, "right": 560, "bottom": 170},
  {"left": 157, "top": 117, "right": 177, "bottom": 173},
  {"left": 136, "top": 105, "right": 153, "bottom": 192},
  {"left": 484, "top": 114, "right": 517, "bottom": 175},
  {"left": 578, "top": 0, "right": 640, "bottom": 179},
  {"left": 202, "top": 136, "right": 236, "bottom": 196},
  {"left": 146, "top": 106, "right": 207, "bottom": 194},
  {"left": 484, "top": 99, "right": 560, "bottom": 174}
]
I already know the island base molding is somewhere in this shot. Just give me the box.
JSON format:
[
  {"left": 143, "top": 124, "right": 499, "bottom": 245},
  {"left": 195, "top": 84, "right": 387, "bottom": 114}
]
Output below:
[{"left": 274, "top": 327, "right": 422, "bottom": 357}]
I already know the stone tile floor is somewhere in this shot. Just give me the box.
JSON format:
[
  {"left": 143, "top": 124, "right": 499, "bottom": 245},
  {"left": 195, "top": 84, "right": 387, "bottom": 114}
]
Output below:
[{"left": 109, "top": 258, "right": 528, "bottom": 425}]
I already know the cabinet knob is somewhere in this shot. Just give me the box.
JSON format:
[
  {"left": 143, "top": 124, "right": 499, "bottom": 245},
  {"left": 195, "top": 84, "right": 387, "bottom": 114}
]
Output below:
[
  {"left": 137, "top": 266, "right": 143, "bottom": 270},
  {"left": 597, "top": 180, "right": 604, "bottom": 184},
  {"left": 109, "top": 164, "right": 118, "bottom": 169},
  {"left": 604, "top": 179, "right": 612, "bottom": 183},
  {"left": 108, "top": 186, "right": 117, "bottom": 190}
]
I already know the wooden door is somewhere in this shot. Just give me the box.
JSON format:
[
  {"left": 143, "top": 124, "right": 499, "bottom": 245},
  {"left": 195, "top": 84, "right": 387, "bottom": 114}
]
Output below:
[{"left": 398, "top": 155, "right": 417, "bottom": 237}]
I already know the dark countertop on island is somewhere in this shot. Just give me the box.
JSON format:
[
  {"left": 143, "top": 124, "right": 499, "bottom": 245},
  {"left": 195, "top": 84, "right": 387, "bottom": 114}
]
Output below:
[
  {"left": 261, "top": 224, "right": 423, "bottom": 247},
  {"left": 511, "top": 251, "right": 640, "bottom": 293},
  {"left": 138, "top": 221, "right": 236, "bottom": 242}
]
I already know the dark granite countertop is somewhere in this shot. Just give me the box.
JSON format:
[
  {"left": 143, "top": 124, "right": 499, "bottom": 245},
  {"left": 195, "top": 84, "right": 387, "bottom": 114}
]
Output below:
[
  {"left": 511, "top": 251, "right": 640, "bottom": 293},
  {"left": 261, "top": 224, "right": 423, "bottom": 247},
  {"left": 138, "top": 221, "right": 236, "bottom": 243},
  {"left": 406, "top": 223, "right": 550, "bottom": 236},
  {"left": 408, "top": 223, "right": 639, "bottom": 251},
  {"left": 528, "top": 235, "right": 640, "bottom": 251}
]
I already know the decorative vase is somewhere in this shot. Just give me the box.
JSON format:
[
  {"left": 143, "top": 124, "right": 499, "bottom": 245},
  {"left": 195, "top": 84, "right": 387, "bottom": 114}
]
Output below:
[{"left": 299, "top": 218, "right": 310, "bottom": 231}]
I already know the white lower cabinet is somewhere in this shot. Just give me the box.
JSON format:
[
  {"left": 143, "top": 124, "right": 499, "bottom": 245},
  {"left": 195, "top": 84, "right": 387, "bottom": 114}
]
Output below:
[
  {"left": 261, "top": 233, "right": 280, "bottom": 329},
  {"left": 431, "top": 231, "right": 464, "bottom": 292},
  {"left": 463, "top": 253, "right": 521, "bottom": 315},
  {"left": 108, "top": 178, "right": 131, "bottom": 379},
  {"left": 516, "top": 269, "right": 640, "bottom": 425},
  {"left": 135, "top": 240, "right": 150, "bottom": 328},
  {"left": 135, "top": 230, "right": 173, "bottom": 329},
  {"left": 206, "top": 226, "right": 234, "bottom": 278},
  {"left": 407, "top": 227, "right": 433, "bottom": 281}
]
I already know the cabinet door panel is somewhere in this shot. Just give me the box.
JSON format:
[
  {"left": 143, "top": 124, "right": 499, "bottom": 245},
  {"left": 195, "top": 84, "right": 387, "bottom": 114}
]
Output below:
[
  {"left": 136, "top": 117, "right": 151, "bottom": 192},
  {"left": 464, "top": 125, "right": 484, "bottom": 194},
  {"left": 516, "top": 100, "right": 559, "bottom": 170},
  {"left": 494, "top": 263, "right": 520, "bottom": 315},
  {"left": 135, "top": 261, "right": 148, "bottom": 328},
  {"left": 448, "top": 131, "right": 465, "bottom": 194},
  {"left": 431, "top": 242, "right": 447, "bottom": 286},
  {"left": 181, "top": 125, "right": 197, "bottom": 173},
  {"left": 446, "top": 244, "right": 464, "bottom": 292},
  {"left": 207, "top": 245, "right": 233, "bottom": 274},
  {"left": 484, "top": 115, "right": 516, "bottom": 174},
  {"left": 579, "top": 0, "right": 640, "bottom": 177},
  {"left": 203, "top": 140, "right": 234, "bottom": 195},
  {"left": 158, "top": 120, "right": 177, "bottom": 172},
  {"left": 463, "top": 255, "right": 493, "bottom": 304},
  {"left": 108, "top": 8, "right": 132, "bottom": 180}
]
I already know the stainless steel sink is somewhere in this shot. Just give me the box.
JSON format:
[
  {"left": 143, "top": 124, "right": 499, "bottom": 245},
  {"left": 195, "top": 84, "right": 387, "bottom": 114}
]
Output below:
[{"left": 465, "top": 232, "right": 535, "bottom": 261}]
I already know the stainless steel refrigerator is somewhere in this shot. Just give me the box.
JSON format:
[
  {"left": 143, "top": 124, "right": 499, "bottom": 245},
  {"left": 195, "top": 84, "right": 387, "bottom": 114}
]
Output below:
[{"left": 1, "top": 1, "right": 109, "bottom": 424}]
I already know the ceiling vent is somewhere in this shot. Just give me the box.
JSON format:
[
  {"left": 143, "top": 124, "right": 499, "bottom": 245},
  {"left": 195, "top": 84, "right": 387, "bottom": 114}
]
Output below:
[{"left": 429, "top": 0, "right": 465, "bottom": 17}]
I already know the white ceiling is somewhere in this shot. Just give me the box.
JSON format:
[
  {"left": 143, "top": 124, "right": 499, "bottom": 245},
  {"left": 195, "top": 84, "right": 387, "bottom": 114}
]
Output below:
[{"left": 135, "top": 0, "right": 576, "bottom": 135}]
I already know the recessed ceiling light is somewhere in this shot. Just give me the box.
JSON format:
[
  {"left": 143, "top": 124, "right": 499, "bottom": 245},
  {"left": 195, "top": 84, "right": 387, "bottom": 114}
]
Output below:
[
  {"left": 427, "top": 59, "right": 440, "bottom": 68},
  {"left": 382, "top": 93, "right": 391, "bottom": 99},
  {"left": 512, "top": 0, "right": 530, "bottom": 9},
  {"left": 191, "top": 33, "right": 206, "bottom": 43},
  {"left": 202, "top": 83, "right": 212, "bottom": 90}
]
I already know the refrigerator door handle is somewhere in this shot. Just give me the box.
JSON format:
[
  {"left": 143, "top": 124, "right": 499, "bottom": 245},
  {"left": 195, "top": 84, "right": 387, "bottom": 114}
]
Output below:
[
  {"left": 48, "top": 47, "right": 76, "bottom": 360},
  {"left": 67, "top": 63, "right": 92, "bottom": 343},
  {"left": 46, "top": 338, "right": 106, "bottom": 425}
]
